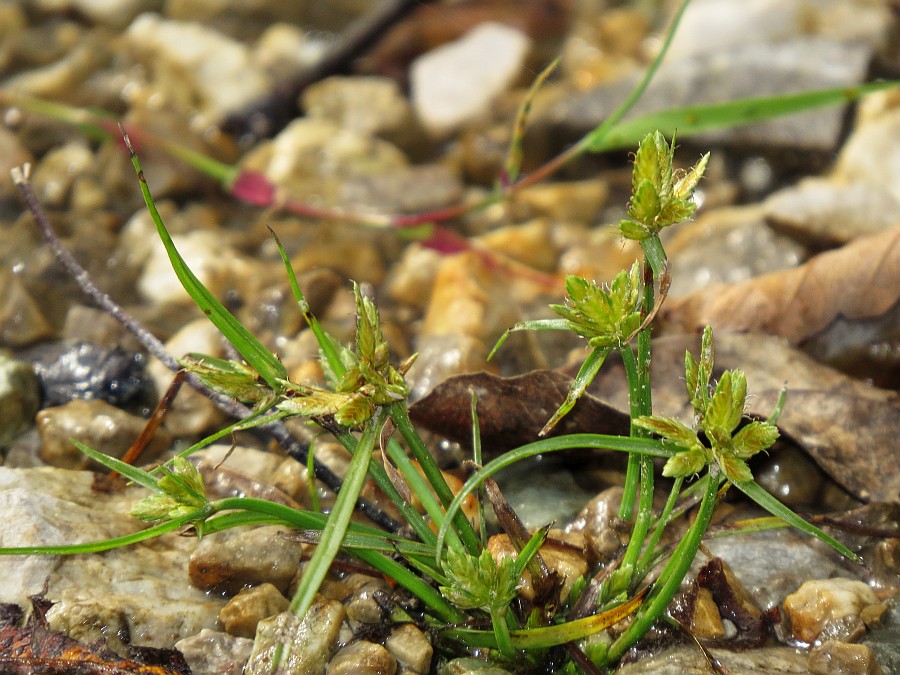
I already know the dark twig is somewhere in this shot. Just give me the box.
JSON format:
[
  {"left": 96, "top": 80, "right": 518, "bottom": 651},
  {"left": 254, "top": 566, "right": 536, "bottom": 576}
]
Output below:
[
  {"left": 221, "top": 0, "right": 434, "bottom": 140},
  {"left": 11, "top": 164, "right": 401, "bottom": 532}
]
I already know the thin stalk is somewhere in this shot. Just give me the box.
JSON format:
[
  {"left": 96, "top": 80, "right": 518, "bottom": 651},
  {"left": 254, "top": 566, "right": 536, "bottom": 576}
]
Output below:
[
  {"left": 636, "top": 476, "right": 683, "bottom": 577},
  {"left": 330, "top": 427, "right": 439, "bottom": 548},
  {"left": 391, "top": 402, "right": 481, "bottom": 554},
  {"left": 604, "top": 465, "right": 721, "bottom": 665},
  {"left": 618, "top": 345, "right": 642, "bottom": 521}
]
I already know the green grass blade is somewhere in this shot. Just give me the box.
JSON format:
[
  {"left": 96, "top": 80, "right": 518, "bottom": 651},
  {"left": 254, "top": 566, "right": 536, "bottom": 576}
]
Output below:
[
  {"left": 71, "top": 439, "right": 159, "bottom": 491},
  {"left": 592, "top": 81, "right": 900, "bottom": 152},
  {"left": 288, "top": 409, "right": 388, "bottom": 618},
  {"left": 0, "top": 514, "right": 198, "bottom": 556},
  {"left": 733, "top": 479, "right": 861, "bottom": 564},
  {"left": 268, "top": 228, "right": 346, "bottom": 378},
  {"left": 435, "top": 434, "right": 673, "bottom": 564},
  {"left": 122, "top": 131, "right": 288, "bottom": 391}
]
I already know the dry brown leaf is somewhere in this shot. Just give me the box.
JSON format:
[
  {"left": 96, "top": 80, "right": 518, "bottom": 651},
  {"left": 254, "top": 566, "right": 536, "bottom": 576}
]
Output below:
[
  {"left": 408, "top": 369, "right": 630, "bottom": 452},
  {"left": 661, "top": 226, "right": 900, "bottom": 344}
]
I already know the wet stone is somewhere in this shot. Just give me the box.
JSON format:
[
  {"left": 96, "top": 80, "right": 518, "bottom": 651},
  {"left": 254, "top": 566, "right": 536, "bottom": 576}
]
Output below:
[
  {"left": 189, "top": 525, "right": 305, "bottom": 596},
  {"left": 219, "top": 583, "right": 290, "bottom": 639},
  {"left": 783, "top": 578, "right": 880, "bottom": 644},
  {"left": 175, "top": 628, "right": 254, "bottom": 675},
  {"left": 26, "top": 341, "right": 155, "bottom": 408},
  {"left": 326, "top": 640, "right": 397, "bottom": 675},
  {"left": 36, "top": 399, "right": 171, "bottom": 470},
  {"left": 341, "top": 575, "right": 391, "bottom": 625},
  {"left": 244, "top": 597, "right": 346, "bottom": 675},
  {"left": 0, "top": 354, "right": 40, "bottom": 446},
  {"left": 384, "top": 623, "right": 433, "bottom": 675},
  {"left": 487, "top": 533, "right": 588, "bottom": 603},
  {"left": 808, "top": 640, "right": 884, "bottom": 675},
  {"left": 615, "top": 644, "right": 808, "bottom": 674}
]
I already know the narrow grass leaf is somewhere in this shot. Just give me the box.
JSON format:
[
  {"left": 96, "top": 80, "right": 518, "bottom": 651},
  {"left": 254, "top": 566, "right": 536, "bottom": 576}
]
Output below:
[
  {"left": 123, "top": 131, "right": 288, "bottom": 391},
  {"left": 733, "top": 479, "right": 861, "bottom": 563},
  {"left": 592, "top": 81, "right": 900, "bottom": 152},
  {"left": 71, "top": 439, "right": 159, "bottom": 491}
]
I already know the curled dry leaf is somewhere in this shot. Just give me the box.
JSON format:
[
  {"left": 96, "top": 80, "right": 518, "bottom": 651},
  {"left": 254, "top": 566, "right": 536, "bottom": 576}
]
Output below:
[
  {"left": 408, "top": 369, "right": 630, "bottom": 452},
  {"left": 661, "top": 226, "right": 900, "bottom": 345},
  {"left": 579, "top": 334, "right": 899, "bottom": 502}
]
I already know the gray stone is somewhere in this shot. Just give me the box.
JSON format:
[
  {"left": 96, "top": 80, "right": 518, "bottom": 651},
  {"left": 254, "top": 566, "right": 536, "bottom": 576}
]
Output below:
[
  {"left": 244, "top": 598, "right": 346, "bottom": 675},
  {"left": 615, "top": 645, "right": 808, "bottom": 674},
  {"left": 0, "top": 467, "right": 224, "bottom": 647},
  {"left": 439, "top": 658, "right": 513, "bottom": 675},
  {"left": 834, "top": 108, "right": 900, "bottom": 204},
  {"left": 764, "top": 177, "right": 900, "bottom": 248},
  {"left": 0, "top": 355, "right": 40, "bottom": 446}
]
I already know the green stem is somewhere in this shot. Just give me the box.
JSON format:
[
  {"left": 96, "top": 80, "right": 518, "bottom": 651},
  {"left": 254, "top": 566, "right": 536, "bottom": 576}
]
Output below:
[
  {"left": 604, "top": 465, "right": 721, "bottom": 665},
  {"left": 618, "top": 346, "right": 642, "bottom": 521},
  {"left": 636, "top": 476, "right": 683, "bottom": 576}
]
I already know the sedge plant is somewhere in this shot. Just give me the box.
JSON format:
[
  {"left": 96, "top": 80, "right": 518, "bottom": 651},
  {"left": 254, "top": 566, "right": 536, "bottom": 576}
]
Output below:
[
  {"left": 2, "top": 0, "right": 877, "bottom": 669},
  {"left": 2, "top": 128, "right": 861, "bottom": 673}
]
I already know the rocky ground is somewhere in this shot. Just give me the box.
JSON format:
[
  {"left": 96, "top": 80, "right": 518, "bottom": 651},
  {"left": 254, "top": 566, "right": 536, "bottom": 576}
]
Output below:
[{"left": 0, "top": 1, "right": 898, "bottom": 673}]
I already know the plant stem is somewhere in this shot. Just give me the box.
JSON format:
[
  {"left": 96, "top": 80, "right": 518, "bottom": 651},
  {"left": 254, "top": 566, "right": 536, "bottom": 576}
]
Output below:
[
  {"left": 604, "top": 465, "right": 721, "bottom": 665},
  {"left": 636, "top": 476, "right": 683, "bottom": 576}
]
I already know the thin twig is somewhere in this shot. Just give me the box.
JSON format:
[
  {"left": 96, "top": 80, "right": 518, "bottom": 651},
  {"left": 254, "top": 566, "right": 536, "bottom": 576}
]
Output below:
[{"left": 11, "top": 164, "right": 401, "bottom": 532}]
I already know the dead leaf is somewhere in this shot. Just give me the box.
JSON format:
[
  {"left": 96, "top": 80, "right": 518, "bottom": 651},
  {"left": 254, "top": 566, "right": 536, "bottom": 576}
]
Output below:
[
  {"left": 579, "top": 334, "right": 899, "bottom": 502},
  {"left": 661, "top": 226, "right": 900, "bottom": 345},
  {"left": 0, "top": 596, "right": 190, "bottom": 675},
  {"left": 409, "top": 369, "right": 630, "bottom": 451}
]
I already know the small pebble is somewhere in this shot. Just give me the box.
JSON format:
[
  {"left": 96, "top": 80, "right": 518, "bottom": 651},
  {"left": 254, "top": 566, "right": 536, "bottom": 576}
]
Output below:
[
  {"left": 411, "top": 23, "right": 531, "bottom": 137},
  {"left": 326, "top": 640, "right": 397, "bottom": 675},
  {"left": 384, "top": 623, "right": 433, "bottom": 675},
  {"left": 36, "top": 398, "right": 170, "bottom": 470},
  {"left": 808, "top": 640, "right": 884, "bottom": 675},
  {"left": 783, "top": 578, "right": 880, "bottom": 643},
  {"left": 244, "top": 598, "right": 346, "bottom": 675},
  {"left": 189, "top": 525, "right": 305, "bottom": 596},
  {"left": 220, "top": 583, "right": 290, "bottom": 639}
]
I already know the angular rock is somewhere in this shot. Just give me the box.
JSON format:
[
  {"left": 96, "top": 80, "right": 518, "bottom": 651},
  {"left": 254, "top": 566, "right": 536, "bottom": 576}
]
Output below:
[
  {"left": 834, "top": 108, "right": 900, "bottom": 204},
  {"left": 547, "top": 38, "right": 872, "bottom": 152},
  {"left": 411, "top": 23, "right": 531, "bottom": 137},
  {"left": 384, "top": 623, "right": 433, "bottom": 674},
  {"left": 615, "top": 644, "right": 808, "bottom": 674}
]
